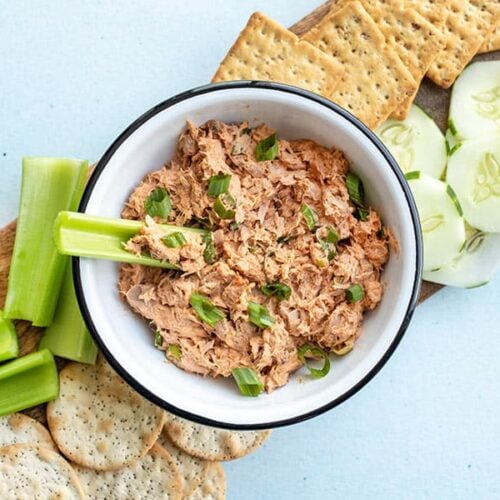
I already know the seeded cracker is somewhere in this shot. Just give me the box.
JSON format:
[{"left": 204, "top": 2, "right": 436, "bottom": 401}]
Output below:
[
  {"left": 479, "top": 25, "right": 500, "bottom": 53},
  {"left": 212, "top": 11, "right": 343, "bottom": 98},
  {"left": 187, "top": 462, "right": 226, "bottom": 500},
  {"left": 0, "top": 413, "right": 57, "bottom": 451},
  {"left": 302, "top": 1, "right": 417, "bottom": 129}
]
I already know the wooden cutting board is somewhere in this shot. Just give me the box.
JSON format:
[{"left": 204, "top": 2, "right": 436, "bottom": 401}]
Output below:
[{"left": 1, "top": 1, "right": 498, "bottom": 426}]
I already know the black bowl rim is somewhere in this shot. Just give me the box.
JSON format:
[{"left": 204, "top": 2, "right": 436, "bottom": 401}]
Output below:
[{"left": 73, "top": 80, "right": 423, "bottom": 430}]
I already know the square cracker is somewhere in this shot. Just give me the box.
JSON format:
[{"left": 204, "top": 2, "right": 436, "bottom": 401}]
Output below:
[
  {"left": 478, "top": 25, "right": 500, "bottom": 53},
  {"left": 212, "top": 12, "right": 343, "bottom": 98},
  {"left": 426, "top": 0, "right": 495, "bottom": 89},
  {"left": 302, "top": 1, "right": 417, "bottom": 129}
]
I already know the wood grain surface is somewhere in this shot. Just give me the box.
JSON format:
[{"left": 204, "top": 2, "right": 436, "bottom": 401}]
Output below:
[{"left": 1, "top": 1, "right": 498, "bottom": 425}]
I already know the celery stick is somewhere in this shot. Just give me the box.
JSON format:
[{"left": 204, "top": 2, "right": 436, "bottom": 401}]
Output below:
[
  {"left": 0, "top": 313, "right": 19, "bottom": 363},
  {"left": 54, "top": 211, "right": 207, "bottom": 269},
  {"left": 4, "top": 158, "right": 88, "bottom": 326},
  {"left": 39, "top": 265, "right": 97, "bottom": 364},
  {"left": 0, "top": 349, "right": 58, "bottom": 417}
]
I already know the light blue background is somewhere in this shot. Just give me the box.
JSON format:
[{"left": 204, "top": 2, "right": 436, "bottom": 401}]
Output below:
[{"left": 1, "top": 2, "right": 499, "bottom": 499}]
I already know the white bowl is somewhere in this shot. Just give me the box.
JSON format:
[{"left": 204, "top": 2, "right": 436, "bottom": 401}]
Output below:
[{"left": 74, "top": 82, "right": 422, "bottom": 429}]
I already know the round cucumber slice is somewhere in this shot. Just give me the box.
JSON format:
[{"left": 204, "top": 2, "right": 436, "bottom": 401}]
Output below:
[
  {"left": 446, "top": 134, "right": 500, "bottom": 232},
  {"left": 406, "top": 172, "right": 466, "bottom": 272},
  {"left": 423, "top": 230, "right": 500, "bottom": 288},
  {"left": 449, "top": 61, "right": 500, "bottom": 140},
  {"left": 376, "top": 105, "right": 446, "bottom": 179}
]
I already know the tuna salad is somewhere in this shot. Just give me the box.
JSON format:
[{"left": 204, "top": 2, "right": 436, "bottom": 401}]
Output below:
[{"left": 119, "top": 120, "right": 393, "bottom": 394}]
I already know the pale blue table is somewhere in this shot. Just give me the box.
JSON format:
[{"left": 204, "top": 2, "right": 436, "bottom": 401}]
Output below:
[{"left": 1, "top": 2, "right": 499, "bottom": 498}]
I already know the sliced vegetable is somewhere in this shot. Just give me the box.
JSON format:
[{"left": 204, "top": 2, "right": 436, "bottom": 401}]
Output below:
[
  {"left": 3, "top": 157, "right": 88, "bottom": 326},
  {"left": 376, "top": 105, "right": 447, "bottom": 178},
  {"left": 255, "top": 133, "right": 279, "bottom": 162},
  {"left": 167, "top": 344, "right": 182, "bottom": 361},
  {"left": 190, "top": 293, "right": 226, "bottom": 326},
  {"left": 55, "top": 211, "right": 206, "bottom": 269},
  {"left": 247, "top": 302, "right": 275, "bottom": 329},
  {"left": 202, "top": 232, "right": 217, "bottom": 264},
  {"left": 162, "top": 232, "right": 187, "bottom": 248},
  {"left": 407, "top": 173, "right": 465, "bottom": 271},
  {"left": 0, "top": 349, "right": 59, "bottom": 417},
  {"left": 345, "top": 284, "right": 364, "bottom": 303},
  {"left": 154, "top": 331, "right": 163, "bottom": 347},
  {"left": 423, "top": 230, "right": 500, "bottom": 288},
  {"left": 207, "top": 174, "right": 231, "bottom": 196},
  {"left": 446, "top": 135, "right": 500, "bottom": 232},
  {"left": 346, "top": 171, "right": 365, "bottom": 208},
  {"left": 261, "top": 283, "right": 292, "bottom": 301},
  {"left": 325, "top": 227, "right": 339, "bottom": 244},
  {"left": 144, "top": 188, "right": 172, "bottom": 219},
  {"left": 449, "top": 61, "right": 500, "bottom": 140},
  {"left": 231, "top": 367, "right": 264, "bottom": 397},
  {"left": 297, "top": 344, "right": 331, "bottom": 379},
  {"left": 0, "top": 314, "right": 18, "bottom": 363},
  {"left": 300, "top": 203, "right": 319, "bottom": 230},
  {"left": 39, "top": 266, "right": 97, "bottom": 364},
  {"left": 332, "top": 340, "right": 354, "bottom": 356},
  {"left": 213, "top": 193, "right": 236, "bottom": 220}
]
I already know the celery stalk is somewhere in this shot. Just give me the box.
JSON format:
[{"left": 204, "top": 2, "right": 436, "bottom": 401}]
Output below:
[
  {"left": 54, "top": 211, "right": 207, "bottom": 268},
  {"left": 0, "top": 313, "right": 19, "bottom": 363},
  {"left": 4, "top": 158, "right": 88, "bottom": 326},
  {"left": 39, "top": 265, "right": 97, "bottom": 364},
  {"left": 0, "top": 349, "right": 59, "bottom": 417}
]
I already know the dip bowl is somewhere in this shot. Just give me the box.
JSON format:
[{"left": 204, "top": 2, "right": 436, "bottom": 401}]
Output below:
[{"left": 74, "top": 81, "right": 422, "bottom": 429}]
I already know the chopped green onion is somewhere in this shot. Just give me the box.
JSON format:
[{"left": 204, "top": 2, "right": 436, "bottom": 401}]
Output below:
[
  {"left": 346, "top": 171, "right": 365, "bottom": 208},
  {"left": 232, "top": 367, "right": 264, "bottom": 397},
  {"left": 190, "top": 293, "right": 226, "bottom": 326},
  {"left": 167, "top": 344, "right": 182, "bottom": 361},
  {"left": 319, "top": 240, "right": 336, "bottom": 261},
  {"left": 277, "top": 235, "right": 294, "bottom": 244},
  {"left": 154, "top": 331, "right": 163, "bottom": 347},
  {"left": 229, "top": 221, "right": 241, "bottom": 231},
  {"left": 144, "top": 187, "right": 172, "bottom": 219},
  {"left": 55, "top": 212, "right": 206, "bottom": 269},
  {"left": 332, "top": 340, "right": 354, "bottom": 356},
  {"left": 162, "top": 232, "right": 187, "bottom": 248},
  {"left": 357, "top": 207, "right": 369, "bottom": 221},
  {"left": 247, "top": 301, "right": 275, "bottom": 329},
  {"left": 345, "top": 284, "right": 364, "bottom": 303},
  {"left": 255, "top": 133, "right": 279, "bottom": 162},
  {"left": 39, "top": 265, "right": 97, "bottom": 365},
  {"left": 241, "top": 127, "right": 251, "bottom": 135},
  {"left": 207, "top": 174, "right": 231, "bottom": 196},
  {"left": 261, "top": 283, "right": 292, "bottom": 301},
  {"left": 0, "top": 314, "right": 19, "bottom": 363},
  {"left": 202, "top": 233, "right": 217, "bottom": 264},
  {"left": 300, "top": 203, "right": 319, "bottom": 231},
  {"left": 325, "top": 227, "right": 339, "bottom": 244},
  {"left": 297, "top": 344, "right": 331, "bottom": 379},
  {"left": 214, "top": 193, "right": 236, "bottom": 220},
  {"left": 0, "top": 349, "right": 59, "bottom": 417},
  {"left": 3, "top": 157, "right": 88, "bottom": 326}
]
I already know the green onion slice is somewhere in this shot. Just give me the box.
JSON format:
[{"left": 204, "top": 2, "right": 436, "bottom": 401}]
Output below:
[
  {"left": 202, "top": 233, "right": 217, "bottom": 264},
  {"left": 345, "top": 283, "right": 364, "bottom": 303},
  {"left": 277, "top": 235, "right": 293, "bottom": 244},
  {"left": 162, "top": 231, "right": 187, "bottom": 248},
  {"left": 241, "top": 127, "right": 251, "bottom": 135},
  {"left": 300, "top": 203, "right": 319, "bottom": 231},
  {"left": 167, "top": 344, "right": 182, "bottom": 361},
  {"left": 144, "top": 187, "right": 172, "bottom": 219},
  {"left": 297, "top": 343, "right": 331, "bottom": 379},
  {"left": 154, "top": 331, "right": 163, "bottom": 347},
  {"left": 232, "top": 367, "right": 264, "bottom": 397},
  {"left": 247, "top": 301, "right": 275, "bottom": 328},
  {"left": 214, "top": 193, "right": 236, "bottom": 219},
  {"left": 207, "top": 174, "right": 231, "bottom": 196},
  {"left": 325, "top": 226, "right": 339, "bottom": 244},
  {"left": 357, "top": 207, "right": 369, "bottom": 221},
  {"left": 190, "top": 293, "right": 226, "bottom": 326},
  {"left": 261, "top": 283, "right": 292, "bottom": 301},
  {"left": 346, "top": 172, "right": 365, "bottom": 208},
  {"left": 255, "top": 133, "right": 279, "bottom": 162}
]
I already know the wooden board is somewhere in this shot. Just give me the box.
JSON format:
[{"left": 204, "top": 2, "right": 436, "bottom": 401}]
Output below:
[{"left": 1, "top": 1, "right": 498, "bottom": 426}]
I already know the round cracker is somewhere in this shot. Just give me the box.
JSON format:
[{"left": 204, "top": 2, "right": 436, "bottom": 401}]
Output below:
[
  {"left": 73, "top": 443, "right": 182, "bottom": 500},
  {"left": 164, "top": 413, "right": 271, "bottom": 461},
  {"left": 187, "top": 462, "right": 226, "bottom": 500},
  {"left": 0, "top": 444, "right": 84, "bottom": 499},
  {"left": 0, "top": 413, "right": 57, "bottom": 451},
  {"left": 157, "top": 427, "right": 208, "bottom": 496},
  {"left": 47, "top": 357, "right": 165, "bottom": 470}
]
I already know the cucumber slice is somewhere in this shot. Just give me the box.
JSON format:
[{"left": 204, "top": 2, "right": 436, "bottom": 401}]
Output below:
[
  {"left": 376, "top": 105, "right": 446, "bottom": 179},
  {"left": 446, "top": 134, "right": 500, "bottom": 232},
  {"left": 423, "top": 229, "right": 500, "bottom": 288},
  {"left": 406, "top": 172, "right": 466, "bottom": 272},
  {"left": 449, "top": 61, "right": 500, "bottom": 140}
]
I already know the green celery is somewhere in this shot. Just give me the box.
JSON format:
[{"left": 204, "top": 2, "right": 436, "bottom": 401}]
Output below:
[
  {"left": 0, "top": 313, "right": 19, "bottom": 363},
  {"left": 4, "top": 158, "right": 88, "bottom": 326},
  {"left": 0, "top": 349, "right": 59, "bottom": 417},
  {"left": 54, "top": 211, "right": 207, "bottom": 268},
  {"left": 39, "top": 265, "right": 97, "bottom": 364}
]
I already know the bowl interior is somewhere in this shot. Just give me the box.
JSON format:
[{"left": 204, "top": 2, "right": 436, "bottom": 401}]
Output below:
[{"left": 77, "top": 84, "right": 420, "bottom": 428}]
